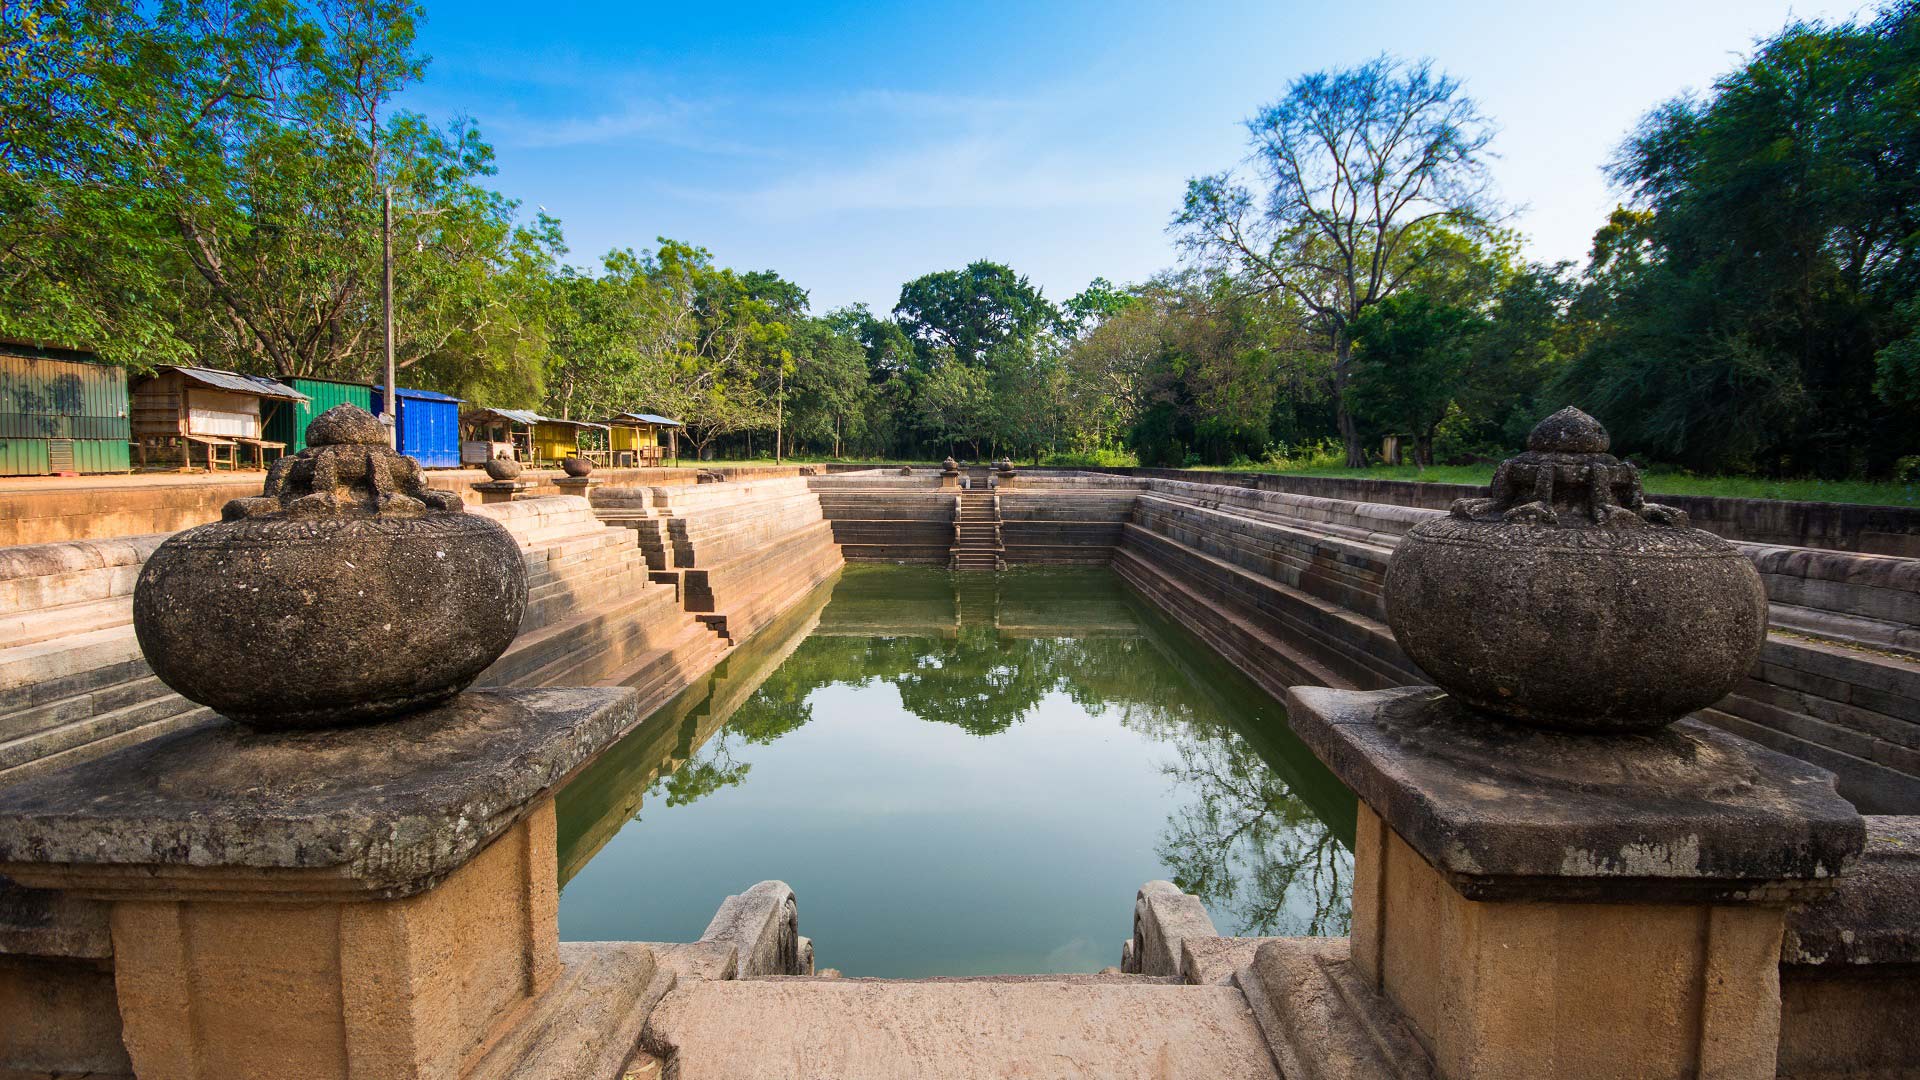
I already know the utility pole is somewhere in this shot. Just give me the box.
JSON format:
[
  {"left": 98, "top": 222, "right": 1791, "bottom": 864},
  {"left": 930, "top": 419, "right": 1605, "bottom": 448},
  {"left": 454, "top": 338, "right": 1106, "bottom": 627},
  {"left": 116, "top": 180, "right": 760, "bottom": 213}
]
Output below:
[
  {"left": 382, "top": 187, "right": 397, "bottom": 447},
  {"left": 775, "top": 363, "right": 785, "bottom": 463}
]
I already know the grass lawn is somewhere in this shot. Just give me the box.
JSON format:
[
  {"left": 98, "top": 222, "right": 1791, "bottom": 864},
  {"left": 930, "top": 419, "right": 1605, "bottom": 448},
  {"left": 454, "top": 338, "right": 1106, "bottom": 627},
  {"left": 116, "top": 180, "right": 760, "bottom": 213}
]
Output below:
[{"left": 1238, "top": 463, "right": 1920, "bottom": 508}]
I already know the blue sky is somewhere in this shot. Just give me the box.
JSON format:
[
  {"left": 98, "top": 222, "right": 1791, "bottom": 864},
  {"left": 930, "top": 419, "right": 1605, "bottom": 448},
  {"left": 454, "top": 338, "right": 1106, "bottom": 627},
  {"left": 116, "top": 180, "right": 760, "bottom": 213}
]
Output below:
[{"left": 400, "top": 0, "right": 1869, "bottom": 314}]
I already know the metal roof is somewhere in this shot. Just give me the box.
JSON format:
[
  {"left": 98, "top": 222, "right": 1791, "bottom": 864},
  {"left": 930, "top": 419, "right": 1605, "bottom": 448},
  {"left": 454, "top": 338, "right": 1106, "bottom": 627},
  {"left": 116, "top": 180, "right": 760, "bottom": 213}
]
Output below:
[
  {"left": 608, "top": 411, "right": 685, "bottom": 427},
  {"left": 461, "top": 406, "right": 607, "bottom": 430},
  {"left": 377, "top": 386, "right": 465, "bottom": 403},
  {"left": 164, "top": 366, "right": 308, "bottom": 402}
]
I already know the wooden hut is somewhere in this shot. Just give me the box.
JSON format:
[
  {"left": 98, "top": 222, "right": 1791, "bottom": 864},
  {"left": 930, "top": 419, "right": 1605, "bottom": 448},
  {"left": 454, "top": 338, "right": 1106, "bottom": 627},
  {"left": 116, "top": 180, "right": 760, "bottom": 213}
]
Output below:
[
  {"left": 0, "top": 338, "right": 131, "bottom": 476},
  {"left": 460, "top": 407, "right": 539, "bottom": 465},
  {"left": 131, "top": 366, "right": 306, "bottom": 471},
  {"left": 459, "top": 409, "right": 608, "bottom": 466},
  {"left": 531, "top": 416, "right": 609, "bottom": 465},
  {"left": 600, "top": 412, "right": 682, "bottom": 467}
]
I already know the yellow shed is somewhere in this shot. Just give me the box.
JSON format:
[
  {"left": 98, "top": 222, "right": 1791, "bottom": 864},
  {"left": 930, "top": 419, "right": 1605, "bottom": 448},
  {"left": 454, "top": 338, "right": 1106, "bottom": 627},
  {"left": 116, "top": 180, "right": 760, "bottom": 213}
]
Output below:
[{"left": 601, "top": 412, "right": 682, "bottom": 466}]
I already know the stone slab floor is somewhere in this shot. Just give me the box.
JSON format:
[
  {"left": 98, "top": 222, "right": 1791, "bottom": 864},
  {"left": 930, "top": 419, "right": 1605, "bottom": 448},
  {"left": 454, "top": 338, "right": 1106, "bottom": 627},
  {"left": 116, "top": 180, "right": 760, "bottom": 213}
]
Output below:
[{"left": 641, "top": 973, "right": 1281, "bottom": 1079}]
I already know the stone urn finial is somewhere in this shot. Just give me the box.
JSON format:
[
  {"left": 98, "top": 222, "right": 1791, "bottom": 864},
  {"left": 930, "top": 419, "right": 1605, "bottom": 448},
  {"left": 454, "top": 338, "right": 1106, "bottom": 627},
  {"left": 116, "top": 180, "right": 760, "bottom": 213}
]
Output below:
[
  {"left": 483, "top": 454, "right": 521, "bottom": 481},
  {"left": 134, "top": 403, "right": 528, "bottom": 731},
  {"left": 562, "top": 454, "right": 594, "bottom": 478},
  {"left": 996, "top": 457, "right": 1016, "bottom": 475},
  {"left": 1382, "top": 407, "right": 1767, "bottom": 732},
  {"left": 942, "top": 456, "right": 959, "bottom": 475}
]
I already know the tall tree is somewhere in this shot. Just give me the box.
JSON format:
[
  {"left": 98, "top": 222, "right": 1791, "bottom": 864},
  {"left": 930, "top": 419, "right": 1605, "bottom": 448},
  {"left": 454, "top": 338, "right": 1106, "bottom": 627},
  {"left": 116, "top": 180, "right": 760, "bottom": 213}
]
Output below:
[
  {"left": 0, "top": 0, "right": 548, "bottom": 383},
  {"left": 893, "top": 260, "right": 1057, "bottom": 368},
  {"left": 1560, "top": 1, "right": 1919, "bottom": 475},
  {"left": 1174, "top": 55, "right": 1499, "bottom": 466}
]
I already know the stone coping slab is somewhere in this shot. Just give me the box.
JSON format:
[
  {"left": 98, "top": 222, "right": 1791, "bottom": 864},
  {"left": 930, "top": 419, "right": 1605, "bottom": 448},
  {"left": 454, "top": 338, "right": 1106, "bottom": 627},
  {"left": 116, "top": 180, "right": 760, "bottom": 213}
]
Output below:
[
  {"left": 0, "top": 686, "right": 639, "bottom": 899},
  {"left": 1783, "top": 814, "right": 1920, "bottom": 966},
  {"left": 1286, "top": 685, "right": 1865, "bottom": 902}
]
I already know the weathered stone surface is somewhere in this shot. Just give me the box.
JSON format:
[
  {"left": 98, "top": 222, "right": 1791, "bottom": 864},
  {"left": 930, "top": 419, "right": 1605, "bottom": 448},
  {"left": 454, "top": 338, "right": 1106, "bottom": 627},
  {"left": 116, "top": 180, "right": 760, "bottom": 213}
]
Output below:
[
  {"left": 1125, "top": 879, "right": 1218, "bottom": 979},
  {"left": 1286, "top": 685, "right": 1864, "bottom": 901},
  {"left": 463, "top": 941, "right": 664, "bottom": 1080},
  {"left": 1385, "top": 408, "right": 1768, "bottom": 732},
  {"left": 1783, "top": 815, "right": 1920, "bottom": 966},
  {"left": 483, "top": 456, "right": 522, "bottom": 481},
  {"left": 134, "top": 403, "right": 527, "bottom": 729},
  {"left": 0, "top": 685, "right": 639, "bottom": 897},
  {"left": 562, "top": 455, "right": 594, "bottom": 478},
  {"left": 698, "top": 880, "right": 808, "bottom": 978},
  {"left": 1238, "top": 936, "right": 1434, "bottom": 1080},
  {"left": 644, "top": 978, "right": 1283, "bottom": 1079}
]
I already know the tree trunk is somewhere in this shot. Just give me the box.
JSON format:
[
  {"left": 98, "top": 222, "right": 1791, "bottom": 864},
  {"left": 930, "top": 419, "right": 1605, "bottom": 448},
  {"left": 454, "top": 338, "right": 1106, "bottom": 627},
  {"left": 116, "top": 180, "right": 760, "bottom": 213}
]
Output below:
[{"left": 1334, "top": 334, "right": 1365, "bottom": 468}]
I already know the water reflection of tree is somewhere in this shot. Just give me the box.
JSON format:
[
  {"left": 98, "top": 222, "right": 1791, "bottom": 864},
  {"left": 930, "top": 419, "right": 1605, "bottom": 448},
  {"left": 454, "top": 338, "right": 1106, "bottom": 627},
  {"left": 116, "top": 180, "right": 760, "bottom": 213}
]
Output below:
[
  {"left": 1153, "top": 724, "right": 1351, "bottom": 937},
  {"left": 643, "top": 568, "right": 1353, "bottom": 936},
  {"left": 656, "top": 743, "right": 749, "bottom": 808}
]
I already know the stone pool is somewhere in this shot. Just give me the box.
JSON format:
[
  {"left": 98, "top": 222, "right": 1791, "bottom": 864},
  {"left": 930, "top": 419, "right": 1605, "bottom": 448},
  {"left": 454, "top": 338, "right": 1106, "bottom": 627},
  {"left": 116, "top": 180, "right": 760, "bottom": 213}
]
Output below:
[{"left": 555, "top": 564, "right": 1355, "bottom": 977}]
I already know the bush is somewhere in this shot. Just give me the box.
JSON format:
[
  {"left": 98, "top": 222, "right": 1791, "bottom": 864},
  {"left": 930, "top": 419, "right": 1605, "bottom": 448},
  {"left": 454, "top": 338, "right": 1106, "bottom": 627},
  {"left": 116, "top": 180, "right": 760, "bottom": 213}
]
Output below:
[
  {"left": 1042, "top": 448, "right": 1140, "bottom": 468},
  {"left": 1262, "top": 438, "right": 1345, "bottom": 471}
]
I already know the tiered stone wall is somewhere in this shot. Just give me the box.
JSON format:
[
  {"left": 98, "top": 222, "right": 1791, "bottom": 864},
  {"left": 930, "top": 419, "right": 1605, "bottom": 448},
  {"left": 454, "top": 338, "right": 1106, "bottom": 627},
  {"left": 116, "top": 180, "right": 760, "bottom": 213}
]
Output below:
[
  {"left": 808, "top": 471, "right": 953, "bottom": 562},
  {"left": 1110, "top": 477, "right": 1920, "bottom": 814},
  {"left": 999, "top": 476, "right": 1138, "bottom": 564},
  {"left": 593, "top": 476, "right": 844, "bottom": 643},
  {"left": 0, "top": 536, "right": 212, "bottom": 783}
]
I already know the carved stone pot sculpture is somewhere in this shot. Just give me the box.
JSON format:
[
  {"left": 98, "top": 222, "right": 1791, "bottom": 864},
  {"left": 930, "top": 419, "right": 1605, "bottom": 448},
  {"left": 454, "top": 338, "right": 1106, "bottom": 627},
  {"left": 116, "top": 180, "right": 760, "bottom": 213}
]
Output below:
[
  {"left": 134, "top": 404, "right": 529, "bottom": 730},
  {"left": 1383, "top": 407, "right": 1766, "bottom": 732},
  {"left": 483, "top": 454, "right": 522, "bottom": 481},
  {"left": 561, "top": 455, "right": 594, "bottom": 477}
]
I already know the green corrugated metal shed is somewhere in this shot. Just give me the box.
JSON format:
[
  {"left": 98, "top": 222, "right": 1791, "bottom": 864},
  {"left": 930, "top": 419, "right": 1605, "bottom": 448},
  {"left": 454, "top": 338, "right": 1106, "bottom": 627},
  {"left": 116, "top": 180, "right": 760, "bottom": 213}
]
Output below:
[
  {"left": 264, "top": 377, "right": 374, "bottom": 453},
  {"left": 0, "top": 339, "right": 131, "bottom": 475}
]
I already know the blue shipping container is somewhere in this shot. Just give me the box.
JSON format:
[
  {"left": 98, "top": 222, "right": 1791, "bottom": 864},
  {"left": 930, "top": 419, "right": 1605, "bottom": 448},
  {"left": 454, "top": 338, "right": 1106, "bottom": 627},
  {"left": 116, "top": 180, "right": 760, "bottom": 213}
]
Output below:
[{"left": 372, "top": 387, "right": 464, "bottom": 469}]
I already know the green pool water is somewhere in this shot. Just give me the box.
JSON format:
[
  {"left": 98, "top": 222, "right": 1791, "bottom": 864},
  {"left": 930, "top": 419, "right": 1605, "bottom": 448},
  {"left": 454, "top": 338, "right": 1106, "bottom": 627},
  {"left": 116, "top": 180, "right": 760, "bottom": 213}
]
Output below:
[{"left": 554, "top": 564, "right": 1356, "bottom": 978}]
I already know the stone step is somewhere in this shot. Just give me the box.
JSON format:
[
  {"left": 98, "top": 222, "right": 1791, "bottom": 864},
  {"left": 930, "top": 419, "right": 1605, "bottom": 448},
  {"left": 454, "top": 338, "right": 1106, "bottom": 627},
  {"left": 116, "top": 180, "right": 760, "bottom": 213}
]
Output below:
[
  {"left": 598, "top": 622, "right": 732, "bottom": 702},
  {"left": 0, "top": 671, "right": 175, "bottom": 742},
  {"left": 484, "top": 588, "right": 673, "bottom": 686},
  {"left": 0, "top": 703, "right": 215, "bottom": 786},
  {"left": 0, "top": 625, "right": 144, "bottom": 695},
  {"left": 0, "top": 685, "right": 207, "bottom": 772},
  {"left": 0, "top": 596, "right": 133, "bottom": 651},
  {"left": 643, "top": 978, "right": 1282, "bottom": 1080}
]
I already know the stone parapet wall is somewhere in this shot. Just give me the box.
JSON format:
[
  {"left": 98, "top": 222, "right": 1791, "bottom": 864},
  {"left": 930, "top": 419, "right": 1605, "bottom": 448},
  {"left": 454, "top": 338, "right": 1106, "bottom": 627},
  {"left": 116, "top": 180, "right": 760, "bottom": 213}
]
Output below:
[
  {"left": 0, "top": 463, "right": 823, "bottom": 547},
  {"left": 1104, "top": 467, "right": 1920, "bottom": 557}
]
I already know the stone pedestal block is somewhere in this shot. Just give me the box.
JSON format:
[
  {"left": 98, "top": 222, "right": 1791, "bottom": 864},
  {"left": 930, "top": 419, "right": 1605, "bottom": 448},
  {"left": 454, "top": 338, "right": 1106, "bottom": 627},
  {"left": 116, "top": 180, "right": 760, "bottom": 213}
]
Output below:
[
  {"left": 552, "top": 476, "right": 604, "bottom": 497},
  {"left": 939, "top": 473, "right": 959, "bottom": 490},
  {"left": 472, "top": 479, "right": 537, "bottom": 504},
  {"left": 1288, "top": 685, "right": 1865, "bottom": 1080},
  {"left": 0, "top": 686, "right": 644, "bottom": 1080}
]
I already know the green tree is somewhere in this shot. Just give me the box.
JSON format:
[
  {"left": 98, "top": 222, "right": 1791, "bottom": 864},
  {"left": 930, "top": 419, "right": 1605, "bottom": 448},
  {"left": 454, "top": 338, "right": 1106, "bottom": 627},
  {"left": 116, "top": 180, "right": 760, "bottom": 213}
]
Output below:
[
  {"left": 787, "top": 316, "right": 872, "bottom": 457},
  {"left": 893, "top": 260, "right": 1057, "bottom": 368},
  {"left": 1561, "top": 2, "right": 1920, "bottom": 475},
  {"left": 1175, "top": 55, "right": 1500, "bottom": 467},
  {"left": 917, "top": 353, "right": 994, "bottom": 458},
  {"left": 0, "top": 0, "right": 553, "bottom": 387},
  {"left": 1348, "top": 293, "right": 1484, "bottom": 467}
]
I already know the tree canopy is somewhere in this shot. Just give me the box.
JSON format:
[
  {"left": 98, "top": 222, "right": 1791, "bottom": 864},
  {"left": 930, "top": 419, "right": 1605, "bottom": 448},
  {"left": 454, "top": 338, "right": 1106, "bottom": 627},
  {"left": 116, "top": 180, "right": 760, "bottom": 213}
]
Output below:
[{"left": 4, "top": 1, "right": 1916, "bottom": 477}]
